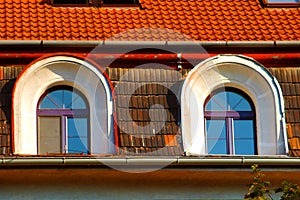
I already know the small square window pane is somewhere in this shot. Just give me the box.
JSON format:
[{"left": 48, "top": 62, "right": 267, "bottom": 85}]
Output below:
[
  {"left": 68, "top": 118, "right": 88, "bottom": 137},
  {"left": 207, "top": 139, "right": 227, "bottom": 154},
  {"left": 235, "top": 140, "right": 255, "bottom": 155},
  {"left": 68, "top": 137, "right": 88, "bottom": 154},
  {"left": 234, "top": 120, "right": 254, "bottom": 139}
]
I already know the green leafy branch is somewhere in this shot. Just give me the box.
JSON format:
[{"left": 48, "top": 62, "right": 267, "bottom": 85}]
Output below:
[{"left": 245, "top": 164, "right": 300, "bottom": 200}]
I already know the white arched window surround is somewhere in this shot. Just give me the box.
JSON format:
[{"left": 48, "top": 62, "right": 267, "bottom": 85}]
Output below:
[
  {"left": 13, "top": 56, "right": 114, "bottom": 155},
  {"left": 181, "top": 55, "right": 288, "bottom": 156}
]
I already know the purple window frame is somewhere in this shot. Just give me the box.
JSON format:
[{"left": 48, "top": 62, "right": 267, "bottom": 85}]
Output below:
[
  {"left": 37, "top": 86, "right": 90, "bottom": 154},
  {"left": 204, "top": 88, "right": 257, "bottom": 155}
]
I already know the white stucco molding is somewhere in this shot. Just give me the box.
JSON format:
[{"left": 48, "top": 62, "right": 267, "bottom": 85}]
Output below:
[
  {"left": 181, "top": 55, "right": 288, "bottom": 156},
  {"left": 13, "top": 56, "right": 114, "bottom": 155}
]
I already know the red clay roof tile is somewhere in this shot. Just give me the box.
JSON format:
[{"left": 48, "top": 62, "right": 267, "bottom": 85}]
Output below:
[{"left": 0, "top": 0, "right": 299, "bottom": 41}]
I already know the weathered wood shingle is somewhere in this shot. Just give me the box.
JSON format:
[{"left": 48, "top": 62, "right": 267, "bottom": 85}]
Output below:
[
  {"left": 111, "top": 67, "right": 183, "bottom": 156},
  {"left": 269, "top": 67, "right": 300, "bottom": 156}
]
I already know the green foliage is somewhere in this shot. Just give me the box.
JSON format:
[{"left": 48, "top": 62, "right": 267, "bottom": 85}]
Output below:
[
  {"left": 245, "top": 164, "right": 300, "bottom": 200},
  {"left": 245, "top": 164, "right": 273, "bottom": 200},
  {"left": 275, "top": 180, "right": 300, "bottom": 200}
]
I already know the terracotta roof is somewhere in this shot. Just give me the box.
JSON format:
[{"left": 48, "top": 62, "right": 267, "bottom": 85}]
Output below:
[{"left": 0, "top": 0, "right": 299, "bottom": 41}]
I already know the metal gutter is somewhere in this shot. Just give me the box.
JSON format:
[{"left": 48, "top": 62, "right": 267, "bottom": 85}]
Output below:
[
  {"left": 276, "top": 41, "right": 300, "bottom": 47},
  {"left": 0, "top": 40, "right": 42, "bottom": 46},
  {"left": 0, "top": 40, "right": 299, "bottom": 48},
  {"left": 42, "top": 40, "right": 102, "bottom": 47},
  {"left": 0, "top": 53, "right": 299, "bottom": 64},
  {"left": 226, "top": 41, "right": 275, "bottom": 48},
  {"left": 1, "top": 157, "right": 300, "bottom": 168}
]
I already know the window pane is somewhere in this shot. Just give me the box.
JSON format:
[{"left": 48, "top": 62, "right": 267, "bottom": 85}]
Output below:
[
  {"left": 234, "top": 120, "right": 255, "bottom": 155},
  {"left": 228, "top": 92, "right": 251, "bottom": 111},
  {"left": 40, "top": 90, "right": 62, "bottom": 109},
  {"left": 206, "top": 90, "right": 252, "bottom": 111},
  {"left": 38, "top": 116, "right": 61, "bottom": 154},
  {"left": 206, "top": 92, "right": 227, "bottom": 111},
  {"left": 67, "top": 118, "right": 88, "bottom": 154},
  {"left": 68, "top": 92, "right": 87, "bottom": 109},
  {"left": 40, "top": 88, "right": 87, "bottom": 109},
  {"left": 50, "top": 90, "right": 64, "bottom": 108},
  {"left": 40, "top": 97, "right": 58, "bottom": 109},
  {"left": 206, "top": 120, "right": 227, "bottom": 154}
]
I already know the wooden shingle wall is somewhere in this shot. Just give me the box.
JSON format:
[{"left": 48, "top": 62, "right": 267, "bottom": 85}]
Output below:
[
  {"left": 0, "top": 65, "right": 299, "bottom": 157},
  {"left": 269, "top": 68, "right": 300, "bottom": 156},
  {"left": 0, "top": 66, "right": 24, "bottom": 155},
  {"left": 106, "top": 67, "right": 190, "bottom": 156}
]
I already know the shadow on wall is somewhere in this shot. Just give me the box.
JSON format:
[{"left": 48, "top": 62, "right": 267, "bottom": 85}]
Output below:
[{"left": 0, "top": 78, "right": 17, "bottom": 155}]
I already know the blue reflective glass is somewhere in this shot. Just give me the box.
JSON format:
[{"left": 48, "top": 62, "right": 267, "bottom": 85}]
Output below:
[
  {"left": 206, "top": 120, "right": 227, "bottom": 154},
  {"left": 234, "top": 120, "right": 255, "bottom": 155},
  {"left": 40, "top": 97, "right": 57, "bottom": 109},
  {"left": 40, "top": 88, "right": 87, "bottom": 109},
  {"left": 206, "top": 92, "right": 227, "bottom": 111},
  {"left": 67, "top": 118, "right": 88, "bottom": 154},
  {"left": 40, "top": 90, "right": 62, "bottom": 109},
  {"left": 205, "top": 91, "right": 251, "bottom": 111},
  {"left": 205, "top": 89, "right": 256, "bottom": 155}
]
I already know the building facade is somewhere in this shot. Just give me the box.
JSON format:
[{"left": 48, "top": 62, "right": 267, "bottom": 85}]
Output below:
[{"left": 0, "top": 0, "right": 299, "bottom": 199}]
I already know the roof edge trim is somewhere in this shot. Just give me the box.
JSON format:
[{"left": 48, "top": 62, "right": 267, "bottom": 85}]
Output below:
[{"left": 0, "top": 40, "right": 299, "bottom": 48}]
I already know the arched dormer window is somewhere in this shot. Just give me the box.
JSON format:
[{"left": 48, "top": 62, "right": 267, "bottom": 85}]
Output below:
[
  {"left": 181, "top": 55, "right": 288, "bottom": 156},
  {"left": 205, "top": 88, "right": 256, "bottom": 155},
  {"left": 37, "top": 86, "right": 90, "bottom": 154},
  {"left": 13, "top": 56, "right": 114, "bottom": 155}
]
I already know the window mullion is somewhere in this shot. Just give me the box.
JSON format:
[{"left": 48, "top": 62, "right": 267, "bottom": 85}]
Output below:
[
  {"left": 231, "top": 118, "right": 235, "bottom": 155},
  {"left": 62, "top": 116, "right": 67, "bottom": 154},
  {"left": 226, "top": 117, "right": 234, "bottom": 155}
]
